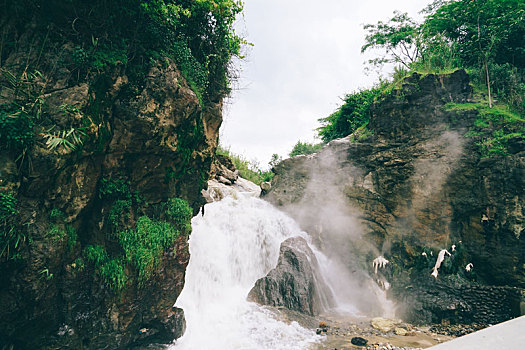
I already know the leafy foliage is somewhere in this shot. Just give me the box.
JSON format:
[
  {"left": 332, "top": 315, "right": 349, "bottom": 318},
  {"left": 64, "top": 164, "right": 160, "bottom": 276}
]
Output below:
[
  {"left": 99, "top": 178, "right": 131, "bottom": 200},
  {"left": 0, "top": 69, "right": 45, "bottom": 154},
  {"left": 42, "top": 127, "right": 87, "bottom": 152},
  {"left": 289, "top": 141, "right": 323, "bottom": 157},
  {"left": 322, "top": 0, "right": 525, "bottom": 150},
  {"left": 317, "top": 86, "right": 383, "bottom": 143},
  {"left": 84, "top": 245, "right": 109, "bottom": 267},
  {"left": 84, "top": 245, "right": 127, "bottom": 292},
  {"left": 362, "top": 11, "right": 421, "bottom": 69},
  {"left": 2, "top": 0, "right": 245, "bottom": 102},
  {"left": 362, "top": 0, "right": 525, "bottom": 113},
  {"left": 83, "top": 195, "right": 192, "bottom": 291},
  {"left": 99, "top": 258, "right": 127, "bottom": 292},
  {"left": 0, "top": 191, "right": 25, "bottom": 260}
]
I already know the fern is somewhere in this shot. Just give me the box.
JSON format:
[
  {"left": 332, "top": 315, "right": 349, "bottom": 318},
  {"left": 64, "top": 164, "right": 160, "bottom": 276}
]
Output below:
[{"left": 42, "top": 127, "right": 87, "bottom": 151}]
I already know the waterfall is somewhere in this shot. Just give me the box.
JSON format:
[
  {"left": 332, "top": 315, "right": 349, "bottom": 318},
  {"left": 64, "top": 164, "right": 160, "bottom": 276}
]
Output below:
[
  {"left": 170, "top": 193, "right": 320, "bottom": 350},
  {"left": 170, "top": 186, "right": 394, "bottom": 349}
]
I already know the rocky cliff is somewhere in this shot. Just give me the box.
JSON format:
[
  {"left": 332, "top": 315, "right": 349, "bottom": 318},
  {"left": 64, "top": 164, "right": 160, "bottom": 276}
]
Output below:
[
  {"left": 264, "top": 70, "right": 525, "bottom": 324},
  {"left": 0, "top": 3, "right": 227, "bottom": 348}
]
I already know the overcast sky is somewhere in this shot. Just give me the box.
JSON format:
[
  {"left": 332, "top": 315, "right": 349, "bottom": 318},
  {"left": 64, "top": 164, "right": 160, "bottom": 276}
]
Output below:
[{"left": 220, "top": 0, "right": 426, "bottom": 168}]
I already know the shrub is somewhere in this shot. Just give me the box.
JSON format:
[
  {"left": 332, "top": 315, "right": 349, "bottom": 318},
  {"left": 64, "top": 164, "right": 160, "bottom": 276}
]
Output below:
[
  {"left": 289, "top": 141, "right": 323, "bottom": 157},
  {"left": 317, "top": 87, "right": 383, "bottom": 143}
]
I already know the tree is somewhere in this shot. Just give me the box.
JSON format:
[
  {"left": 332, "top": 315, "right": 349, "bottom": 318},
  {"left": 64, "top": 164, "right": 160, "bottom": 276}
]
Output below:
[
  {"left": 423, "top": 0, "right": 525, "bottom": 107},
  {"left": 361, "top": 11, "right": 421, "bottom": 70}
]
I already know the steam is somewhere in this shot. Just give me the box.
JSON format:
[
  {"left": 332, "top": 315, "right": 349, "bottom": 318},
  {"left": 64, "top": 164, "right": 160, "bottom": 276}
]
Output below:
[
  {"left": 273, "top": 137, "right": 393, "bottom": 317},
  {"left": 411, "top": 131, "right": 464, "bottom": 210},
  {"left": 267, "top": 131, "right": 465, "bottom": 317},
  {"left": 386, "top": 130, "right": 465, "bottom": 251}
]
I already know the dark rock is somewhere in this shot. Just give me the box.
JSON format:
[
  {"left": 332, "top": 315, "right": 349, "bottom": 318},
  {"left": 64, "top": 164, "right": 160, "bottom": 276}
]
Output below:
[
  {"left": 0, "top": 23, "right": 220, "bottom": 350},
  {"left": 351, "top": 336, "right": 369, "bottom": 346},
  {"left": 264, "top": 71, "right": 525, "bottom": 325},
  {"left": 248, "top": 236, "right": 334, "bottom": 316}
]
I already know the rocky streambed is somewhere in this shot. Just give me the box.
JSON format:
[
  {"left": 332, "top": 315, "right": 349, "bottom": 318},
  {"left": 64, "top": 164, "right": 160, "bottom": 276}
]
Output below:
[{"left": 269, "top": 307, "right": 484, "bottom": 350}]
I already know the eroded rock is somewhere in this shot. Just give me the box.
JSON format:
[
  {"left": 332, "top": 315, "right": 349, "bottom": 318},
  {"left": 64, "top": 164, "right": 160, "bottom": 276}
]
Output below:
[{"left": 248, "top": 236, "right": 334, "bottom": 316}]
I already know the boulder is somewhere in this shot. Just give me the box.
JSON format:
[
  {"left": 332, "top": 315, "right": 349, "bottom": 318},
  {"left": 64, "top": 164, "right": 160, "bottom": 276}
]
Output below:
[
  {"left": 371, "top": 317, "right": 396, "bottom": 332},
  {"left": 248, "top": 236, "right": 333, "bottom": 316}
]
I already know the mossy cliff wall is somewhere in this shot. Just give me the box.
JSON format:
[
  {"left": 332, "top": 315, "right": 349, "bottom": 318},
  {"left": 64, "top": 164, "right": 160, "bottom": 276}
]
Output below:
[
  {"left": 0, "top": 2, "right": 228, "bottom": 348},
  {"left": 264, "top": 70, "right": 525, "bottom": 325}
]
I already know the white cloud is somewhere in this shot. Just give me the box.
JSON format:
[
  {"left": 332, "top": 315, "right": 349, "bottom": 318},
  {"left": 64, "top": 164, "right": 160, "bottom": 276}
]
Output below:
[{"left": 221, "top": 0, "right": 426, "bottom": 167}]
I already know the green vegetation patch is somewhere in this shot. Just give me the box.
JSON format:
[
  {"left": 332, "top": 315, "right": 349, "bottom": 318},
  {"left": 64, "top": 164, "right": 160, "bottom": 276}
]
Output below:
[
  {"left": 164, "top": 197, "right": 193, "bottom": 234},
  {"left": 0, "top": 191, "right": 26, "bottom": 260},
  {"left": 216, "top": 147, "right": 274, "bottom": 185},
  {"left": 289, "top": 141, "right": 323, "bottom": 157},
  {"left": 317, "top": 86, "right": 383, "bottom": 143},
  {"left": 46, "top": 209, "right": 77, "bottom": 251},
  {"left": 83, "top": 196, "right": 192, "bottom": 292},
  {"left": 119, "top": 216, "right": 179, "bottom": 285},
  {"left": 445, "top": 102, "right": 524, "bottom": 157},
  {"left": 84, "top": 245, "right": 127, "bottom": 292}
]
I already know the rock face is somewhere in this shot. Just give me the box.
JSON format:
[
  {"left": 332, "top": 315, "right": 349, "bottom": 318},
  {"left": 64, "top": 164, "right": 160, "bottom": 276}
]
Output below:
[
  {"left": 248, "top": 236, "right": 333, "bottom": 316},
  {"left": 0, "top": 30, "right": 222, "bottom": 350},
  {"left": 264, "top": 70, "right": 524, "bottom": 324}
]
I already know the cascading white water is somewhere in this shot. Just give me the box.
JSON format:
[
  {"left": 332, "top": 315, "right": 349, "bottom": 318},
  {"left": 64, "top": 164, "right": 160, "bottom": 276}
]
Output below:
[
  {"left": 170, "top": 184, "right": 395, "bottom": 349},
  {"left": 170, "top": 193, "right": 320, "bottom": 350}
]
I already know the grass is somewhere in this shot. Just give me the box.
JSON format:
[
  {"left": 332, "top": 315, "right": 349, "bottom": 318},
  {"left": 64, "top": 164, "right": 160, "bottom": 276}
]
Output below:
[
  {"left": 82, "top": 197, "right": 192, "bottom": 292},
  {"left": 118, "top": 216, "right": 179, "bottom": 285},
  {"left": 445, "top": 100, "right": 524, "bottom": 157}
]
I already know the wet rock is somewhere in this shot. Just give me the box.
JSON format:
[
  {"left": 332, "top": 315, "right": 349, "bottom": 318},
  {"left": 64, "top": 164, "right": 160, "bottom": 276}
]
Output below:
[
  {"left": 248, "top": 236, "right": 334, "bottom": 316},
  {"left": 0, "top": 42, "right": 212, "bottom": 349},
  {"left": 264, "top": 70, "right": 525, "bottom": 325},
  {"left": 351, "top": 336, "right": 369, "bottom": 346}
]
